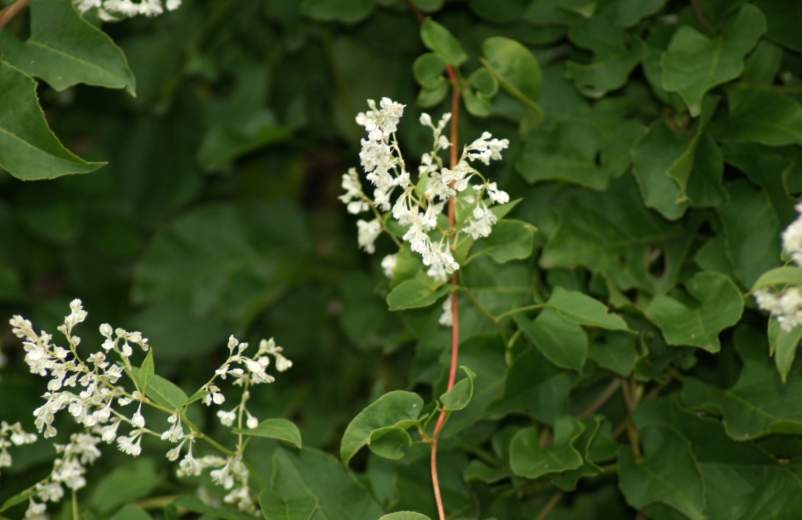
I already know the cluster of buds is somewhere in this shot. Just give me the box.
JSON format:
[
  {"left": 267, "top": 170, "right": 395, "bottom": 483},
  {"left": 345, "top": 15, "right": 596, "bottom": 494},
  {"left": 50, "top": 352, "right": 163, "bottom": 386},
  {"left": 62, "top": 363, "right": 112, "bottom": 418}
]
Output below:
[
  {"left": 340, "top": 98, "right": 510, "bottom": 282},
  {"left": 755, "top": 204, "right": 802, "bottom": 332}
]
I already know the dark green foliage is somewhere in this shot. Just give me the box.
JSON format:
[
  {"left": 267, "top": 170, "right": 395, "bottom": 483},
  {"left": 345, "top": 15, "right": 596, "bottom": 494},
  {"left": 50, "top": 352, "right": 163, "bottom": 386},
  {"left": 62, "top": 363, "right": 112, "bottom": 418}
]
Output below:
[{"left": 2, "top": 0, "right": 802, "bottom": 519}]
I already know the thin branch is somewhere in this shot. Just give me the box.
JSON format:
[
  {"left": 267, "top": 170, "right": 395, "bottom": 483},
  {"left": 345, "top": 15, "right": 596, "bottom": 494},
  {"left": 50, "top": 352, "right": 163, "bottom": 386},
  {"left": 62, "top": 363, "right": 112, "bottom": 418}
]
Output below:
[
  {"left": 535, "top": 492, "right": 564, "bottom": 520},
  {"left": 0, "top": 0, "right": 30, "bottom": 30},
  {"left": 690, "top": 0, "right": 711, "bottom": 30},
  {"left": 578, "top": 379, "right": 622, "bottom": 419}
]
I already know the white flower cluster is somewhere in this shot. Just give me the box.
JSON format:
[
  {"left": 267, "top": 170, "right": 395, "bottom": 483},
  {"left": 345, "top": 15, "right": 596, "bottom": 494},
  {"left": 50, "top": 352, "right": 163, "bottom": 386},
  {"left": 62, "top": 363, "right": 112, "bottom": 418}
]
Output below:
[
  {"left": 74, "top": 0, "right": 181, "bottom": 20},
  {"left": 5, "top": 300, "right": 292, "bottom": 517},
  {"left": 24, "top": 433, "right": 103, "bottom": 520},
  {"left": 756, "top": 203, "right": 802, "bottom": 332},
  {"left": 341, "top": 98, "right": 510, "bottom": 282},
  {"left": 0, "top": 421, "right": 36, "bottom": 476}
]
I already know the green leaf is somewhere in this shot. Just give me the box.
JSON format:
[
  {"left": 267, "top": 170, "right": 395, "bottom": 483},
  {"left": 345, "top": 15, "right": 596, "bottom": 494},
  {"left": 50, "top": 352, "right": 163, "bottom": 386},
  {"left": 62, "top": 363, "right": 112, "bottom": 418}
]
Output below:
[
  {"left": 413, "top": 53, "right": 446, "bottom": 89},
  {"left": 269, "top": 448, "right": 382, "bottom": 518},
  {"left": 0, "top": 60, "right": 104, "bottom": 180},
  {"left": 467, "top": 219, "right": 536, "bottom": 264},
  {"left": 340, "top": 390, "right": 423, "bottom": 465},
  {"left": 300, "top": 0, "right": 375, "bottom": 23},
  {"left": 197, "top": 110, "right": 293, "bottom": 171},
  {"left": 109, "top": 505, "right": 152, "bottom": 520},
  {"left": 88, "top": 459, "right": 159, "bottom": 514},
  {"left": 481, "top": 37, "right": 543, "bottom": 125},
  {"left": 420, "top": 18, "right": 467, "bottom": 67},
  {"left": 172, "top": 496, "right": 255, "bottom": 520},
  {"left": 754, "top": 0, "right": 802, "bottom": 52},
  {"left": 546, "top": 287, "right": 630, "bottom": 331},
  {"left": 713, "top": 89, "right": 802, "bottom": 146},
  {"left": 681, "top": 326, "right": 802, "bottom": 440},
  {"left": 132, "top": 349, "right": 154, "bottom": 394},
  {"left": 368, "top": 426, "right": 412, "bottom": 460},
  {"left": 133, "top": 372, "right": 188, "bottom": 410},
  {"left": 386, "top": 272, "right": 449, "bottom": 311},
  {"left": 644, "top": 271, "right": 744, "bottom": 353},
  {"left": 566, "top": 15, "right": 648, "bottom": 98},
  {"left": 769, "top": 320, "right": 802, "bottom": 384},
  {"left": 618, "top": 428, "right": 706, "bottom": 520},
  {"left": 439, "top": 366, "right": 476, "bottom": 411},
  {"left": 259, "top": 488, "right": 318, "bottom": 520},
  {"left": 752, "top": 266, "right": 802, "bottom": 290},
  {"left": 379, "top": 513, "right": 432, "bottom": 520},
  {"left": 232, "top": 418, "right": 302, "bottom": 449},
  {"left": 509, "top": 416, "right": 585, "bottom": 479},
  {"left": 0, "top": 0, "right": 135, "bottom": 94},
  {"left": 588, "top": 332, "right": 638, "bottom": 377},
  {"left": 718, "top": 180, "right": 782, "bottom": 288},
  {"left": 496, "top": 346, "right": 573, "bottom": 423},
  {"left": 661, "top": 4, "right": 766, "bottom": 116},
  {"left": 515, "top": 310, "right": 589, "bottom": 371}
]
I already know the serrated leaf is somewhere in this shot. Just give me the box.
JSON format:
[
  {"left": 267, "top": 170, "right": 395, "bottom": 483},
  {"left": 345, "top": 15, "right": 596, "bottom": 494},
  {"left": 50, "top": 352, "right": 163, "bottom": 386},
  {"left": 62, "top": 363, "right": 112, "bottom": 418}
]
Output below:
[
  {"left": 340, "top": 390, "right": 423, "bottom": 465},
  {"left": 233, "top": 418, "right": 302, "bottom": 449},
  {"left": 661, "top": 4, "right": 765, "bottom": 116},
  {"left": 0, "top": 60, "right": 104, "bottom": 180},
  {"left": 0, "top": 0, "right": 135, "bottom": 94},
  {"left": 645, "top": 271, "right": 743, "bottom": 353},
  {"left": 420, "top": 18, "right": 467, "bottom": 67}
]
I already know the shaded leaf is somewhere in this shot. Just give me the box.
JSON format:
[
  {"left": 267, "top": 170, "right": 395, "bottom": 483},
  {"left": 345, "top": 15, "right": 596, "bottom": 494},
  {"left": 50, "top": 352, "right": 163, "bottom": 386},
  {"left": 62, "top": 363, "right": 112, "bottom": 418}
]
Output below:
[
  {"left": 0, "top": 60, "right": 103, "bottom": 180},
  {"left": 0, "top": 0, "right": 135, "bottom": 94},
  {"left": 644, "top": 271, "right": 743, "bottom": 353}
]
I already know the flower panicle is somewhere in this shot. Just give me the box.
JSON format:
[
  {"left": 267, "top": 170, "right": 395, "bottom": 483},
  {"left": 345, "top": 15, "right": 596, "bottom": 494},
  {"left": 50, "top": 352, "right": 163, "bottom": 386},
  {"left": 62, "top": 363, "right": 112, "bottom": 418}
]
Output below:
[{"left": 340, "top": 97, "right": 510, "bottom": 283}]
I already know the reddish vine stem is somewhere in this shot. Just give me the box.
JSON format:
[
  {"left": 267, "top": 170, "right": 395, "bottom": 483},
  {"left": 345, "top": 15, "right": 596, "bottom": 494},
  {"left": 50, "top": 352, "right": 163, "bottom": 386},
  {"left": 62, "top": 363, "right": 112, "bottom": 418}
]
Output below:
[
  {"left": 430, "top": 70, "right": 461, "bottom": 520},
  {"left": 0, "top": 0, "right": 29, "bottom": 29},
  {"left": 402, "top": 3, "right": 462, "bottom": 518}
]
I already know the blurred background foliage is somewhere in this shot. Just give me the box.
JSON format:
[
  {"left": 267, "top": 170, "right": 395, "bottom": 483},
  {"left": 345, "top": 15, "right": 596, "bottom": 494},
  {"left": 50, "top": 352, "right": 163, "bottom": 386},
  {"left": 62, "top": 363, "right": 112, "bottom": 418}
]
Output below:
[{"left": 3, "top": 0, "right": 802, "bottom": 518}]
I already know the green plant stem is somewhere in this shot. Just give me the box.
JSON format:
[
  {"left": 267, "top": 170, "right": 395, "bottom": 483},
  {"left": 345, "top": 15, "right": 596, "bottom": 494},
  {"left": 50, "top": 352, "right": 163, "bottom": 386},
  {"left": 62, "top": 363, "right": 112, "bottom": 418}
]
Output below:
[
  {"left": 71, "top": 490, "right": 79, "bottom": 520},
  {"left": 494, "top": 303, "right": 545, "bottom": 322}
]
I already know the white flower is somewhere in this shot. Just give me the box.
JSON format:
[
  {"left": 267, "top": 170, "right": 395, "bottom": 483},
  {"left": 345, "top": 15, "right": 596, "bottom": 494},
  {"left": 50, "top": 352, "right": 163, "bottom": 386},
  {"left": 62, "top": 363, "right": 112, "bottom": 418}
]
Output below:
[
  {"left": 117, "top": 430, "right": 143, "bottom": 457},
  {"left": 465, "top": 131, "right": 509, "bottom": 165},
  {"left": 339, "top": 168, "right": 369, "bottom": 215},
  {"left": 783, "top": 203, "right": 802, "bottom": 267},
  {"left": 438, "top": 297, "right": 453, "bottom": 327},
  {"left": 356, "top": 97, "right": 405, "bottom": 141},
  {"left": 487, "top": 182, "right": 510, "bottom": 205},
  {"left": 357, "top": 219, "right": 382, "bottom": 254},
  {"left": 381, "top": 254, "right": 398, "bottom": 279},
  {"left": 217, "top": 409, "right": 237, "bottom": 427},
  {"left": 463, "top": 205, "right": 497, "bottom": 239}
]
